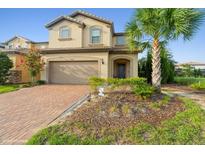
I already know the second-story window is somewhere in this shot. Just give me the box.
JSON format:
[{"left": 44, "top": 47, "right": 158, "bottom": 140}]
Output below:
[
  {"left": 116, "top": 36, "right": 125, "bottom": 45},
  {"left": 90, "top": 27, "right": 101, "bottom": 44},
  {"left": 59, "top": 26, "right": 70, "bottom": 39},
  {"left": 8, "top": 44, "right": 13, "bottom": 49}
]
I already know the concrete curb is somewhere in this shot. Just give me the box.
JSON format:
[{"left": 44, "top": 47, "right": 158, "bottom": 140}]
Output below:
[{"left": 48, "top": 93, "right": 91, "bottom": 125}]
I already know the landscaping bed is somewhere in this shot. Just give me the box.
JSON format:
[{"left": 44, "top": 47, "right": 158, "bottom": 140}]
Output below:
[{"left": 27, "top": 85, "right": 205, "bottom": 144}]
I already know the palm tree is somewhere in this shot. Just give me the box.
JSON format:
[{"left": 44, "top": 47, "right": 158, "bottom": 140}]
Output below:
[{"left": 126, "top": 9, "right": 204, "bottom": 92}]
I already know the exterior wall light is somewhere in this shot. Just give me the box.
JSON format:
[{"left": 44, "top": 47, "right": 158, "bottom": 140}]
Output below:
[{"left": 101, "top": 58, "right": 104, "bottom": 64}]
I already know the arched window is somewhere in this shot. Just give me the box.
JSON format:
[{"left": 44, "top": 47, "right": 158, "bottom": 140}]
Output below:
[
  {"left": 59, "top": 26, "right": 70, "bottom": 39},
  {"left": 90, "top": 26, "right": 102, "bottom": 44}
]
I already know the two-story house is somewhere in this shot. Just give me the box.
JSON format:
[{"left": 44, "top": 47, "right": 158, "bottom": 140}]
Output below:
[
  {"left": 40, "top": 10, "right": 138, "bottom": 84},
  {"left": 1, "top": 36, "right": 48, "bottom": 83}
]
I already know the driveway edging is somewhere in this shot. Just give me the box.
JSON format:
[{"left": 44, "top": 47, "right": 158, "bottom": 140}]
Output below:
[{"left": 48, "top": 93, "right": 91, "bottom": 125}]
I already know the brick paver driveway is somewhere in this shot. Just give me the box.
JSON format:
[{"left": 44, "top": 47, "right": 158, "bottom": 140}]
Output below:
[{"left": 0, "top": 85, "right": 89, "bottom": 144}]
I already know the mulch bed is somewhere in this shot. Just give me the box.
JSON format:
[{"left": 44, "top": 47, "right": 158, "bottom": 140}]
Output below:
[{"left": 64, "top": 91, "right": 185, "bottom": 133}]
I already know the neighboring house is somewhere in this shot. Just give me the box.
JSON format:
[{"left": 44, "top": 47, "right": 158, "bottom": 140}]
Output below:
[
  {"left": 1, "top": 36, "right": 48, "bottom": 83},
  {"left": 40, "top": 10, "right": 138, "bottom": 84},
  {"left": 0, "top": 43, "right": 5, "bottom": 49},
  {"left": 176, "top": 61, "right": 205, "bottom": 76}
]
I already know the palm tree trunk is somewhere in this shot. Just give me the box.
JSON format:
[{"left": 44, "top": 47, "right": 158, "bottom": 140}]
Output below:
[{"left": 152, "top": 38, "right": 161, "bottom": 92}]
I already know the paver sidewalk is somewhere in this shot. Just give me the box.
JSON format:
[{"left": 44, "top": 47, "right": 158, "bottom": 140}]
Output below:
[{"left": 0, "top": 85, "right": 89, "bottom": 144}]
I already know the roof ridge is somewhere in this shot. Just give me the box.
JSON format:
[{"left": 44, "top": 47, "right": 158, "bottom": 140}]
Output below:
[{"left": 69, "top": 10, "right": 113, "bottom": 24}]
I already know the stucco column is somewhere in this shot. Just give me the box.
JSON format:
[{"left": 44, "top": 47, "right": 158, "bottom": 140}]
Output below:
[{"left": 133, "top": 54, "right": 138, "bottom": 77}]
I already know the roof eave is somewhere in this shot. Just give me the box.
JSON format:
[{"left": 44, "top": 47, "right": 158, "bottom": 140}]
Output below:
[{"left": 45, "top": 16, "right": 84, "bottom": 28}]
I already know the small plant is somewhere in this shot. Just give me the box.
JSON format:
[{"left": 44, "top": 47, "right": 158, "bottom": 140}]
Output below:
[
  {"left": 122, "top": 104, "right": 130, "bottom": 115},
  {"left": 132, "top": 83, "right": 154, "bottom": 99},
  {"left": 191, "top": 81, "right": 205, "bottom": 90},
  {"left": 109, "top": 104, "right": 118, "bottom": 113},
  {"left": 150, "top": 95, "right": 171, "bottom": 109},
  {"left": 88, "top": 77, "right": 106, "bottom": 91}
]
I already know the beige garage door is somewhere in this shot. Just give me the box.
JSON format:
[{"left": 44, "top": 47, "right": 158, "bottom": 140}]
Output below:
[{"left": 49, "top": 61, "right": 98, "bottom": 84}]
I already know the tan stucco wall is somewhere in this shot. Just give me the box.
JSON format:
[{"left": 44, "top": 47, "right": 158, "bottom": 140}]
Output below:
[
  {"left": 108, "top": 53, "right": 138, "bottom": 78},
  {"left": 34, "top": 43, "right": 49, "bottom": 49},
  {"left": 41, "top": 52, "right": 109, "bottom": 83},
  {"left": 74, "top": 15, "right": 112, "bottom": 47},
  {"left": 48, "top": 20, "right": 83, "bottom": 48},
  {"left": 48, "top": 15, "right": 112, "bottom": 48},
  {"left": 112, "top": 36, "right": 127, "bottom": 47},
  {"left": 41, "top": 51, "right": 138, "bottom": 83}
]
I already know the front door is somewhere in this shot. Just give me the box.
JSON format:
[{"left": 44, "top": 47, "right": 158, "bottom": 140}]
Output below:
[{"left": 117, "top": 64, "right": 126, "bottom": 78}]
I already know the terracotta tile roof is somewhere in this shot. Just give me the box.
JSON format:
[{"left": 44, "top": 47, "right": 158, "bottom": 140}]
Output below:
[
  {"left": 69, "top": 10, "right": 113, "bottom": 25},
  {"left": 45, "top": 15, "right": 84, "bottom": 28}
]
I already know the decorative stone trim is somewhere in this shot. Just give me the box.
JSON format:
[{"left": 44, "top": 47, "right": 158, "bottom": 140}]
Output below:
[{"left": 8, "top": 70, "right": 22, "bottom": 83}]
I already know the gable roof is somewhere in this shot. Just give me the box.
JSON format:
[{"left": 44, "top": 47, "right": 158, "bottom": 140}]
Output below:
[
  {"left": 45, "top": 16, "right": 84, "bottom": 28},
  {"left": 4, "top": 36, "right": 33, "bottom": 44},
  {"left": 45, "top": 10, "right": 114, "bottom": 32},
  {"left": 69, "top": 10, "right": 113, "bottom": 25}
]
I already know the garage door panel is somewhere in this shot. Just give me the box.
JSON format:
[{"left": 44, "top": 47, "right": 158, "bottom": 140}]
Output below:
[{"left": 49, "top": 61, "right": 98, "bottom": 84}]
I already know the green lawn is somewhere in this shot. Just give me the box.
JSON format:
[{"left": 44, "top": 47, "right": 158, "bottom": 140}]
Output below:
[
  {"left": 0, "top": 84, "right": 27, "bottom": 94},
  {"left": 174, "top": 77, "right": 205, "bottom": 90}
]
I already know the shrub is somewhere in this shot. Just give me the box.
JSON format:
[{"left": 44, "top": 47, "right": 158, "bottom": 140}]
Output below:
[
  {"left": 0, "top": 52, "right": 13, "bottom": 84},
  {"left": 88, "top": 77, "right": 106, "bottom": 91},
  {"left": 89, "top": 77, "right": 147, "bottom": 91},
  {"left": 89, "top": 77, "right": 154, "bottom": 98},
  {"left": 36, "top": 80, "right": 46, "bottom": 85},
  {"left": 132, "top": 83, "right": 154, "bottom": 99},
  {"left": 191, "top": 82, "right": 205, "bottom": 90},
  {"left": 107, "top": 77, "right": 147, "bottom": 88}
]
